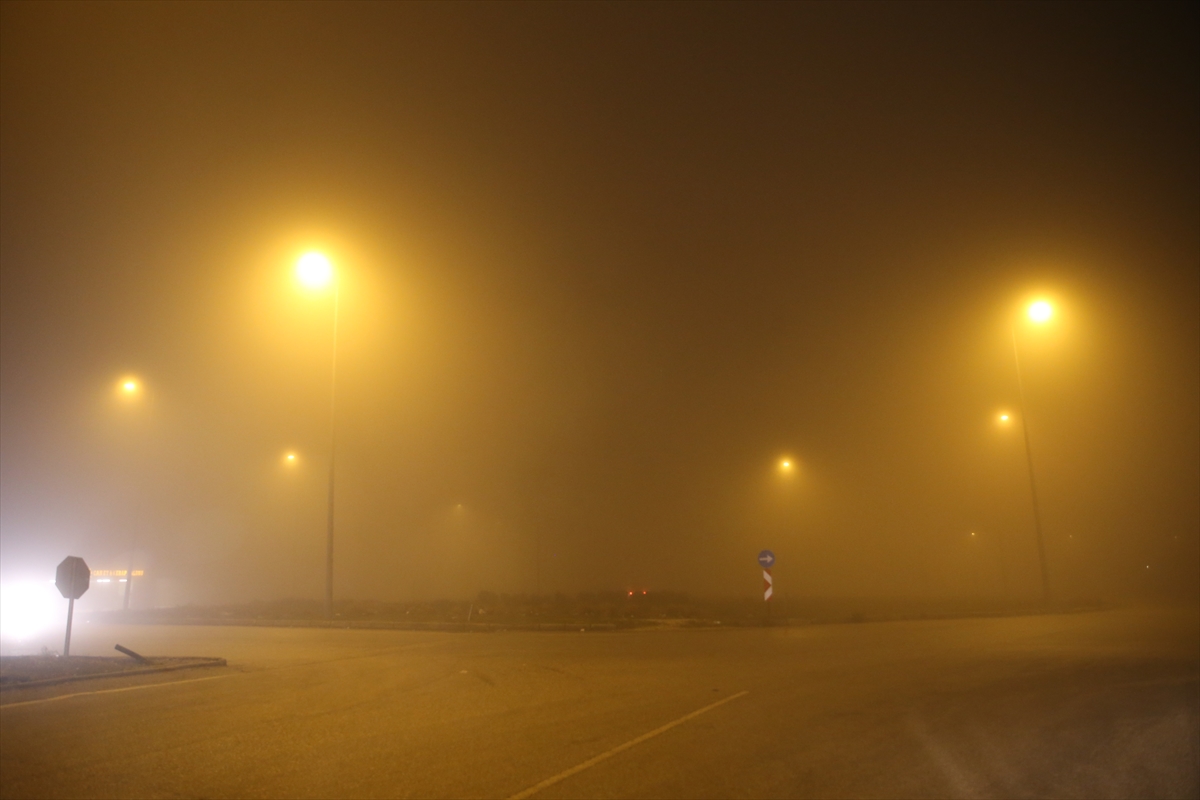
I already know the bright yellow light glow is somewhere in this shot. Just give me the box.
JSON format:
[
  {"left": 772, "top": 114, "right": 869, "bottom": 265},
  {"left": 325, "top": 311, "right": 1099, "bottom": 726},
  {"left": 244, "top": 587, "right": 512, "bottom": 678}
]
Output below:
[
  {"left": 998, "top": 413, "right": 1010, "bottom": 423},
  {"left": 296, "top": 252, "right": 333, "bottom": 289},
  {"left": 115, "top": 376, "right": 141, "bottom": 398},
  {"left": 0, "top": 581, "right": 61, "bottom": 642},
  {"left": 283, "top": 452, "right": 298, "bottom": 466},
  {"left": 1027, "top": 300, "right": 1053, "bottom": 324},
  {"left": 779, "top": 458, "right": 793, "bottom": 472}
]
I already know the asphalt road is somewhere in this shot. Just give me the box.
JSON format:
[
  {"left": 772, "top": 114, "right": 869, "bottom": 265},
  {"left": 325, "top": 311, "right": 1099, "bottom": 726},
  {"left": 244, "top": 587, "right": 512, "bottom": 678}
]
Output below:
[{"left": 2, "top": 608, "right": 1197, "bottom": 799}]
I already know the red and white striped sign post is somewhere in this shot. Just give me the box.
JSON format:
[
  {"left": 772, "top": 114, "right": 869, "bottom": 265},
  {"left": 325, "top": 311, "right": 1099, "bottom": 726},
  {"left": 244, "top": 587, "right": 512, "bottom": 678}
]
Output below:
[{"left": 763, "top": 568, "right": 773, "bottom": 622}]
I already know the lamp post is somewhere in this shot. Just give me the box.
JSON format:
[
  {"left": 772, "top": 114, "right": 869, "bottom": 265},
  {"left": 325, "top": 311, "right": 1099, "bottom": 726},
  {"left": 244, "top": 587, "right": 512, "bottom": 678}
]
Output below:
[
  {"left": 768, "top": 455, "right": 797, "bottom": 618},
  {"left": 1011, "top": 300, "right": 1053, "bottom": 605},
  {"left": 115, "top": 376, "right": 143, "bottom": 611},
  {"left": 296, "top": 252, "right": 339, "bottom": 618}
]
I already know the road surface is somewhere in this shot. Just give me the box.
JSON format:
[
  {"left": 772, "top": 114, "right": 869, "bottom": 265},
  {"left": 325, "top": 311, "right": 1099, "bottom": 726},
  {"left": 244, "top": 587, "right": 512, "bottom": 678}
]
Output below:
[{"left": 2, "top": 608, "right": 1197, "bottom": 798}]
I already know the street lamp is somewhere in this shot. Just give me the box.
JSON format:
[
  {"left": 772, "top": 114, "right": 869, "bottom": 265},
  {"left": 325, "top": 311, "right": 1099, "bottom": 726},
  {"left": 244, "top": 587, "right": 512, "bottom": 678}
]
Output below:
[
  {"left": 1027, "top": 301, "right": 1053, "bottom": 324},
  {"left": 296, "top": 251, "right": 339, "bottom": 618},
  {"left": 113, "top": 374, "right": 145, "bottom": 609},
  {"left": 115, "top": 376, "right": 141, "bottom": 399},
  {"left": 1011, "top": 299, "right": 1053, "bottom": 605},
  {"left": 297, "top": 252, "right": 334, "bottom": 289}
]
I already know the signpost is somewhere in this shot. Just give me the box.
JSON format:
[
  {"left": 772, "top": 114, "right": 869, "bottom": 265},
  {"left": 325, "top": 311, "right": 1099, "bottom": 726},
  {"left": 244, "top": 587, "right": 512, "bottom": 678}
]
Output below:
[
  {"left": 55, "top": 556, "right": 90, "bottom": 656},
  {"left": 757, "top": 550, "right": 775, "bottom": 621}
]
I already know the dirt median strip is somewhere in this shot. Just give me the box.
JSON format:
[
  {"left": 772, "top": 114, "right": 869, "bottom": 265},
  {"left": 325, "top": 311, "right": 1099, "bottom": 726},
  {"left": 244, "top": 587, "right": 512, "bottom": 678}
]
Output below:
[
  {"left": 0, "top": 673, "right": 237, "bottom": 709},
  {"left": 1, "top": 658, "right": 227, "bottom": 691}
]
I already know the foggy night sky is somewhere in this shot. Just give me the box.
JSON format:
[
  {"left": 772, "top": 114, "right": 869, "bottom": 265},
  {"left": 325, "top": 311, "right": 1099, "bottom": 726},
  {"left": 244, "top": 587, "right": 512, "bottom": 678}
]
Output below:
[{"left": 1, "top": 2, "right": 1197, "bottom": 605}]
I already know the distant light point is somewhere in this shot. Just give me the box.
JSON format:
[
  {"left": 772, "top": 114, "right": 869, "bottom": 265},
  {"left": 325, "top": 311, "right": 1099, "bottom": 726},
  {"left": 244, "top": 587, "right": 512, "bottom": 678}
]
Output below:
[{"left": 116, "top": 377, "right": 141, "bottom": 398}]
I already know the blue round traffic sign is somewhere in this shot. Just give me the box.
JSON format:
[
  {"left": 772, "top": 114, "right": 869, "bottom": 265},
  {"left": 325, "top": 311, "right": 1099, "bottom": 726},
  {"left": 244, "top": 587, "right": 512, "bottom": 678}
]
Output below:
[{"left": 757, "top": 550, "right": 775, "bottom": 568}]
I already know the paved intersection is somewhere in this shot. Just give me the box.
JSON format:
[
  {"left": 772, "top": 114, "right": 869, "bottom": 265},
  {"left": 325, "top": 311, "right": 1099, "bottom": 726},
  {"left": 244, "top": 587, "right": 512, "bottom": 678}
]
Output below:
[{"left": 2, "top": 608, "right": 1196, "bottom": 798}]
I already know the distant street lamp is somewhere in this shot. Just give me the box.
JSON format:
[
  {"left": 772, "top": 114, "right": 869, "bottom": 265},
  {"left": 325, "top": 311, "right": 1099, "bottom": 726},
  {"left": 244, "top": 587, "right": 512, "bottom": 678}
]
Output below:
[
  {"left": 116, "top": 376, "right": 141, "bottom": 398},
  {"left": 1011, "top": 299, "right": 1053, "bottom": 604},
  {"left": 296, "top": 252, "right": 339, "bottom": 618},
  {"left": 113, "top": 374, "right": 144, "bottom": 609}
]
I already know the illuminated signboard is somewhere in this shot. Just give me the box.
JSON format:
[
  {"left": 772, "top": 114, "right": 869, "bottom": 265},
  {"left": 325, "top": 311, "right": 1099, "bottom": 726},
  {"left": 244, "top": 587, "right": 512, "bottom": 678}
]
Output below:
[{"left": 92, "top": 569, "right": 147, "bottom": 583}]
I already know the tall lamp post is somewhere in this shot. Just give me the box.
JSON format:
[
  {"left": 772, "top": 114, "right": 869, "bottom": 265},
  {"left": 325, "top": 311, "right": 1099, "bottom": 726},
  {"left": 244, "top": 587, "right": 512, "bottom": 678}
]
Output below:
[
  {"left": 1011, "top": 300, "right": 1053, "bottom": 605},
  {"left": 115, "top": 376, "right": 143, "bottom": 611},
  {"left": 297, "top": 252, "right": 339, "bottom": 618}
]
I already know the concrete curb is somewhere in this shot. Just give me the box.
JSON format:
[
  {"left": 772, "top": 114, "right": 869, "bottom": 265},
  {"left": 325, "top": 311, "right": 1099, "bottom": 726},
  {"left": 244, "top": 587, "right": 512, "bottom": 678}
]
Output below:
[
  {"left": 92, "top": 618, "right": 636, "bottom": 633},
  {"left": 0, "top": 658, "right": 227, "bottom": 691},
  {"left": 80, "top": 606, "right": 1110, "bottom": 635}
]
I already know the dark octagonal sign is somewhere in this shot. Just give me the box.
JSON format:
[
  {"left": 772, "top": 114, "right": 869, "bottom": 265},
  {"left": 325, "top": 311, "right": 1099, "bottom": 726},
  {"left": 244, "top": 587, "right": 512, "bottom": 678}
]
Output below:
[{"left": 56, "top": 556, "right": 90, "bottom": 600}]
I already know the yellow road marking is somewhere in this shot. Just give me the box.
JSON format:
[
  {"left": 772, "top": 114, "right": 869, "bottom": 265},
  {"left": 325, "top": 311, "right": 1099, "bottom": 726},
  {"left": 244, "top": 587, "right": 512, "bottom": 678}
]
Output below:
[{"left": 508, "top": 690, "right": 750, "bottom": 799}]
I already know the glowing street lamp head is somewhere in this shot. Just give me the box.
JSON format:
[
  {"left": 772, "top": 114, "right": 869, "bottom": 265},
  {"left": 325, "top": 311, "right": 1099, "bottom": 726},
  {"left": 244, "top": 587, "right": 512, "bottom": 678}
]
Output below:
[
  {"left": 1027, "top": 300, "right": 1053, "bottom": 324},
  {"left": 116, "top": 376, "right": 141, "bottom": 398},
  {"left": 296, "top": 252, "right": 333, "bottom": 289}
]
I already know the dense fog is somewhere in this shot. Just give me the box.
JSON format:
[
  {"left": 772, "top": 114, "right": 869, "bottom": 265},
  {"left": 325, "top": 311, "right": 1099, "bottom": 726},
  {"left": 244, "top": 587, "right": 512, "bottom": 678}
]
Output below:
[{"left": 2, "top": 3, "right": 1196, "bottom": 614}]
